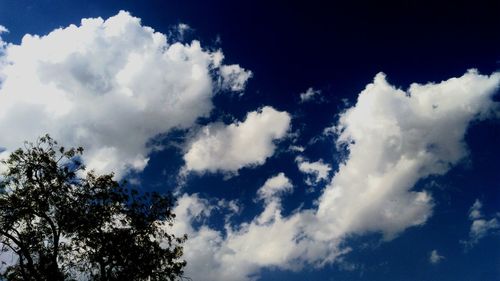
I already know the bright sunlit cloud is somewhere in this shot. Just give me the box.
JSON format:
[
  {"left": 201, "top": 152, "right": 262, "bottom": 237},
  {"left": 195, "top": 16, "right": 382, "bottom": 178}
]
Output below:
[
  {"left": 172, "top": 70, "right": 500, "bottom": 281},
  {"left": 183, "top": 106, "right": 291, "bottom": 174},
  {"left": 1, "top": 6, "right": 499, "bottom": 281},
  {"left": 0, "top": 11, "right": 251, "bottom": 177}
]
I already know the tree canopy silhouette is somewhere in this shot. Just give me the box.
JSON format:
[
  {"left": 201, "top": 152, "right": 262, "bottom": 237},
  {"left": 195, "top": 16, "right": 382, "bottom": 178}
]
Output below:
[{"left": 0, "top": 135, "right": 186, "bottom": 281}]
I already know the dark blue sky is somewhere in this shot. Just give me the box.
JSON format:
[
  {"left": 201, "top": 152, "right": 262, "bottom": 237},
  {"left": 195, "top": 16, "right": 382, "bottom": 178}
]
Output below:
[{"left": 0, "top": 1, "right": 499, "bottom": 280}]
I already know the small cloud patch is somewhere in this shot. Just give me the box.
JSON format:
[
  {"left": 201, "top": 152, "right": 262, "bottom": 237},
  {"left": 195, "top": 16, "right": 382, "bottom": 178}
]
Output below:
[{"left": 429, "top": 250, "right": 444, "bottom": 264}]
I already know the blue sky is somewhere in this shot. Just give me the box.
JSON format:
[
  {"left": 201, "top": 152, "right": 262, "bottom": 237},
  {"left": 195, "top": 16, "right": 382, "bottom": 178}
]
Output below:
[{"left": 0, "top": 1, "right": 499, "bottom": 280}]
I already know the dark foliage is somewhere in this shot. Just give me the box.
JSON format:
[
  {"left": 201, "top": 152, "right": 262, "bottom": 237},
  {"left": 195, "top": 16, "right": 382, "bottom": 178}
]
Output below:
[{"left": 0, "top": 135, "right": 186, "bottom": 281}]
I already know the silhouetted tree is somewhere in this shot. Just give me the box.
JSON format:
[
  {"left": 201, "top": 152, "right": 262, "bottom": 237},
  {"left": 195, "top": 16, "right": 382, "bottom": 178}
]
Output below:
[{"left": 0, "top": 135, "right": 186, "bottom": 281}]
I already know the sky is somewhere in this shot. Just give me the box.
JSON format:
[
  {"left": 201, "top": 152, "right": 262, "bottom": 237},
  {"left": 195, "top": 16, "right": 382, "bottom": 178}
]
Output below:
[{"left": 0, "top": 0, "right": 499, "bottom": 280}]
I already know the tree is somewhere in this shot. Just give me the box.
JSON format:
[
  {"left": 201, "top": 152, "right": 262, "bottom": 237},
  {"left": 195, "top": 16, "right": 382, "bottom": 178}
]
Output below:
[{"left": 0, "top": 135, "right": 186, "bottom": 281}]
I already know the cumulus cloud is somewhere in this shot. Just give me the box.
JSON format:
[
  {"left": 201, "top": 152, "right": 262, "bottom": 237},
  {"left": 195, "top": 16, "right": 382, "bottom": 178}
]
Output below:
[
  {"left": 256, "top": 172, "right": 293, "bottom": 202},
  {"left": 183, "top": 106, "right": 291, "bottom": 173},
  {"left": 172, "top": 70, "right": 499, "bottom": 281},
  {"left": 219, "top": 64, "right": 253, "bottom": 92},
  {"left": 463, "top": 199, "right": 500, "bottom": 247},
  {"left": 0, "top": 11, "right": 251, "bottom": 177},
  {"left": 171, "top": 192, "right": 346, "bottom": 281},
  {"left": 316, "top": 70, "right": 500, "bottom": 240},
  {"left": 429, "top": 250, "right": 444, "bottom": 264},
  {"left": 0, "top": 27, "right": 7, "bottom": 81},
  {"left": 295, "top": 156, "right": 332, "bottom": 185},
  {"left": 299, "top": 87, "right": 321, "bottom": 103}
]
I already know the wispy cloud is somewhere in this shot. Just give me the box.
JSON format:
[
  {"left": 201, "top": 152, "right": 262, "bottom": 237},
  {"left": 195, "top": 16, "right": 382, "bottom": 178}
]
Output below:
[
  {"left": 462, "top": 199, "right": 500, "bottom": 248},
  {"left": 299, "top": 87, "right": 322, "bottom": 103},
  {"left": 295, "top": 156, "right": 332, "bottom": 186},
  {"left": 429, "top": 250, "right": 445, "bottom": 264}
]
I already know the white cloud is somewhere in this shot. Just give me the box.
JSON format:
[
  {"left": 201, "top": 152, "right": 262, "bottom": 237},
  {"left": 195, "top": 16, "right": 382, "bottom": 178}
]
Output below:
[
  {"left": 295, "top": 156, "right": 332, "bottom": 185},
  {"left": 176, "top": 23, "right": 191, "bottom": 38},
  {"left": 172, "top": 70, "right": 500, "bottom": 281},
  {"left": 0, "top": 11, "right": 251, "bottom": 178},
  {"left": 171, "top": 193, "right": 346, "bottom": 281},
  {"left": 469, "top": 199, "right": 483, "bottom": 220},
  {"left": 167, "top": 23, "right": 193, "bottom": 42},
  {"left": 183, "top": 106, "right": 291, "bottom": 173},
  {"left": 0, "top": 243, "right": 16, "bottom": 274},
  {"left": 316, "top": 70, "right": 500, "bottom": 240},
  {"left": 0, "top": 28, "right": 7, "bottom": 82},
  {"left": 257, "top": 173, "right": 293, "bottom": 202},
  {"left": 3, "top": 8, "right": 498, "bottom": 281},
  {"left": 464, "top": 199, "right": 500, "bottom": 246},
  {"left": 219, "top": 64, "right": 253, "bottom": 92},
  {"left": 299, "top": 87, "right": 321, "bottom": 103},
  {"left": 429, "top": 249, "right": 444, "bottom": 264},
  {"left": 470, "top": 218, "right": 499, "bottom": 240},
  {"left": 288, "top": 145, "right": 305, "bottom": 152}
]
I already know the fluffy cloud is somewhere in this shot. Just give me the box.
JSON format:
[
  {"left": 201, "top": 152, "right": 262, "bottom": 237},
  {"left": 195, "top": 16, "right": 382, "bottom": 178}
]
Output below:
[
  {"left": 256, "top": 172, "right": 293, "bottom": 202},
  {"left": 299, "top": 87, "right": 321, "bottom": 103},
  {"left": 173, "top": 70, "right": 500, "bottom": 281},
  {"left": 429, "top": 250, "right": 444, "bottom": 264},
  {"left": 219, "top": 64, "right": 253, "bottom": 92},
  {"left": 183, "top": 106, "right": 291, "bottom": 173},
  {"left": 295, "top": 156, "right": 332, "bottom": 185},
  {"left": 171, "top": 188, "right": 345, "bottom": 281},
  {"left": 0, "top": 11, "right": 251, "bottom": 177},
  {"left": 315, "top": 70, "right": 500, "bottom": 239},
  {"left": 463, "top": 199, "right": 499, "bottom": 247}
]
